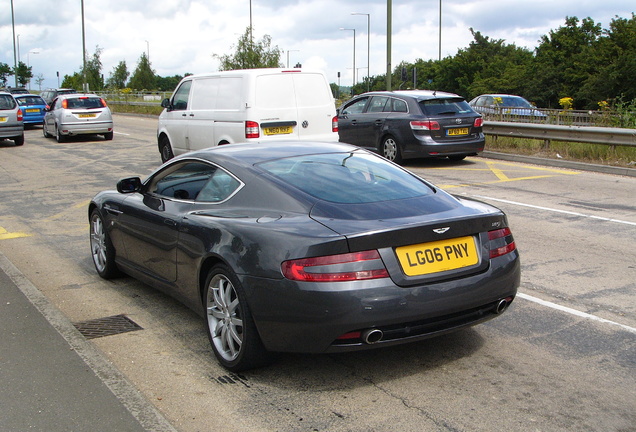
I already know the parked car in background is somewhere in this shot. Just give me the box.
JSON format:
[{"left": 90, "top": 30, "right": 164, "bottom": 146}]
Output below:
[
  {"left": 7, "top": 87, "right": 30, "bottom": 95},
  {"left": 43, "top": 94, "right": 113, "bottom": 142},
  {"left": 469, "top": 94, "right": 547, "bottom": 119},
  {"left": 0, "top": 91, "right": 25, "bottom": 146},
  {"left": 14, "top": 94, "right": 47, "bottom": 127},
  {"left": 157, "top": 68, "right": 338, "bottom": 163},
  {"left": 89, "top": 141, "right": 520, "bottom": 371},
  {"left": 40, "top": 88, "right": 77, "bottom": 105},
  {"left": 338, "top": 90, "right": 484, "bottom": 164}
]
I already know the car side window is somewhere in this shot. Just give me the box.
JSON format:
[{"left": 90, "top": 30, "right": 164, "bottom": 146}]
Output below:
[
  {"left": 196, "top": 169, "right": 241, "bottom": 203},
  {"left": 389, "top": 98, "right": 408, "bottom": 113},
  {"left": 150, "top": 161, "right": 217, "bottom": 200},
  {"left": 366, "top": 96, "right": 389, "bottom": 113},
  {"left": 341, "top": 97, "right": 368, "bottom": 115},
  {"left": 171, "top": 80, "right": 192, "bottom": 111}
]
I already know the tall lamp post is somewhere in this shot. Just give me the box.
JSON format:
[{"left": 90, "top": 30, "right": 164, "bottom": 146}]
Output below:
[
  {"left": 11, "top": 0, "right": 18, "bottom": 87},
  {"left": 286, "top": 49, "right": 299, "bottom": 68},
  {"left": 352, "top": 13, "right": 370, "bottom": 91},
  {"left": 145, "top": 40, "right": 150, "bottom": 63},
  {"left": 27, "top": 50, "right": 39, "bottom": 91},
  {"left": 339, "top": 28, "right": 356, "bottom": 88}
]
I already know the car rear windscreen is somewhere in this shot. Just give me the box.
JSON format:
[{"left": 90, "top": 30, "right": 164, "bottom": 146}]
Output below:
[{"left": 419, "top": 98, "right": 473, "bottom": 116}]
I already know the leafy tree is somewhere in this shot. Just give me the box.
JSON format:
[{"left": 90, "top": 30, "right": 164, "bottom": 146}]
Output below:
[
  {"left": 14, "top": 61, "right": 33, "bottom": 87},
  {"left": 215, "top": 26, "right": 283, "bottom": 70},
  {"left": 0, "top": 62, "right": 12, "bottom": 87},
  {"left": 106, "top": 60, "right": 129, "bottom": 89},
  {"left": 82, "top": 46, "right": 104, "bottom": 91},
  {"left": 156, "top": 74, "right": 188, "bottom": 92},
  {"left": 61, "top": 72, "right": 83, "bottom": 90},
  {"left": 527, "top": 17, "right": 602, "bottom": 108},
  {"left": 128, "top": 52, "right": 156, "bottom": 90}
]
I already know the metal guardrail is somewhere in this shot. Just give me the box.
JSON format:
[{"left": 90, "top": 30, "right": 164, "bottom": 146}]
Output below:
[{"left": 483, "top": 121, "right": 636, "bottom": 148}]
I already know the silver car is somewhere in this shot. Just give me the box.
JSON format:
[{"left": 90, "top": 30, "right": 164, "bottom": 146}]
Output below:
[
  {"left": 43, "top": 94, "right": 114, "bottom": 143},
  {"left": 0, "top": 92, "right": 25, "bottom": 146}
]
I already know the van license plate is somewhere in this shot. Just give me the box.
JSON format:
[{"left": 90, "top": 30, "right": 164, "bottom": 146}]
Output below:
[
  {"left": 395, "top": 236, "right": 478, "bottom": 276},
  {"left": 263, "top": 126, "right": 293, "bottom": 135},
  {"left": 447, "top": 127, "right": 469, "bottom": 136}
]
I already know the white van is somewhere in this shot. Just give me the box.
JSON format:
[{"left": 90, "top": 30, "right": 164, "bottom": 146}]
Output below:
[{"left": 157, "top": 68, "right": 339, "bottom": 162}]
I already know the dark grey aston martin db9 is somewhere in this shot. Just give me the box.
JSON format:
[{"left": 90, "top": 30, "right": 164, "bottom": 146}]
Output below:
[{"left": 89, "top": 141, "right": 520, "bottom": 371}]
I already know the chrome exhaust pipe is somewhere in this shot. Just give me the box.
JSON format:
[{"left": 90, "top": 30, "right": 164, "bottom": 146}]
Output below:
[
  {"left": 361, "top": 328, "right": 383, "bottom": 344},
  {"left": 495, "top": 299, "right": 509, "bottom": 314}
]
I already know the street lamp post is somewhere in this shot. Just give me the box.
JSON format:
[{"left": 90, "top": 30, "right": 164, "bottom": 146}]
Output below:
[
  {"left": 352, "top": 13, "right": 370, "bottom": 91},
  {"left": 81, "top": 0, "right": 88, "bottom": 92},
  {"left": 27, "top": 50, "right": 39, "bottom": 91},
  {"left": 145, "top": 40, "right": 150, "bottom": 63},
  {"left": 286, "top": 50, "right": 299, "bottom": 68},
  {"left": 339, "top": 28, "right": 356, "bottom": 88}
]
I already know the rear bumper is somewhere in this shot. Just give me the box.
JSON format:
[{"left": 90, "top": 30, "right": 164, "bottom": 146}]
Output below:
[
  {"left": 0, "top": 125, "right": 25, "bottom": 138},
  {"left": 403, "top": 133, "right": 485, "bottom": 159},
  {"left": 241, "top": 251, "right": 520, "bottom": 353},
  {"left": 59, "top": 121, "right": 113, "bottom": 135}
]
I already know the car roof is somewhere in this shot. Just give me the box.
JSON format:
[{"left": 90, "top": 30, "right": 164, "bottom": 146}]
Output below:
[
  {"left": 477, "top": 94, "right": 527, "bottom": 99},
  {"left": 56, "top": 93, "right": 101, "bottom": 99},
  {"left": 357, "top": 90, "right": 463, "bottom": 101}
]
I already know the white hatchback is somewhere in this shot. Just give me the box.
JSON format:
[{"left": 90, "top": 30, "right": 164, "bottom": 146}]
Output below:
[{"left": 43, "top": 94, "right": 114, "bottom": 143}]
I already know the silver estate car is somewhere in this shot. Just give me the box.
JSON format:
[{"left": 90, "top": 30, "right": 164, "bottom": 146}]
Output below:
[
  {"left": 0, "top": 92, "right": 25, "bottom": 146},
  {"left": 43, "top": 94, "right": 114, "bottom": 143}
]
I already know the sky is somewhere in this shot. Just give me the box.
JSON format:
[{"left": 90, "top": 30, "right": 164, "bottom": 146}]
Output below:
[{"left": 1, "top": 0, "right": 633, "bottom": 92}]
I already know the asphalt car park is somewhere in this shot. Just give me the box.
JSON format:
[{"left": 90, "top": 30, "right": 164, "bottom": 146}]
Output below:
[{"left": 0, "top": 116, "right": 634, "bottom": 432}]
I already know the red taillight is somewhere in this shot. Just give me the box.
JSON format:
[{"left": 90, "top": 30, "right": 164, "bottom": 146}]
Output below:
[
  {"left": 474, "top": 117, "right": 483, "bottom": 127},
  {"left": 410, "top": 120, "right": 440, "bottom": 131},
  {"left": 17, "top": 110, "right": 23, "bottom": 121},
  {"left": 332, "top": 115, "right": 338, "bottom": 132},
  {"left": 61, "top": 99, "right": 68, "bottom": 109},
  {"left": 100, "top": 98, "right": 108, "bottom": 107},
  {"left": 488, "top": 227, "right": 516, "bottom": 258},
  {"left": 281, "top": 250, "right": 389, "bottom": 282},
  {"left": 245, "top": 120, "right": 259, "bottom": 139}
]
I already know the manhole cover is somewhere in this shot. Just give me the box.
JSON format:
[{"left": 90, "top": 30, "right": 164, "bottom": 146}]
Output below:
[{"left": 73, "top": 314, "right": 143, "bottom": 339}]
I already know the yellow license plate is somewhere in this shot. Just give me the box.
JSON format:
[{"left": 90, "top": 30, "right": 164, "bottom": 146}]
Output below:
[
  {"left": 395, "top": 236, "right": 478, "bottom": 276},
  {"left": 263, "top": 126, "right": 293, "bottom": 135},
  {"left": 0, "top": 117, "right": 7, "bottom": 123},
  {"left": 78, "top": 113, "right": 96, "bottom": 118},
  {"left": 447, "top": 127, "right": 469, "bottom": 136},
  {"left": 26, "top": 109, "right": 40, "bottom": 113}
]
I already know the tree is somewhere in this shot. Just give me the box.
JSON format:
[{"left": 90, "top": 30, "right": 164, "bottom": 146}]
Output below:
[
  {"left": 14, "top": 61, "right": 33, "bottom": 87},
  {"left": 0, "top": 62, "right": 12, "bottom": 87},
  {"left": 156, "top": 74, "right": 187, "bottom": 92},
  {"left": 128, "top": 52, "right": 156, "bottom": 90},
  {"left": 81, "top": 46, "right": 104, "bottom": 91},
  {"left": 215, "top": 26, "right": 283, "bottom": 70},
  {"left": 35, "top": 73, "right": 45, "bottom": 91},
  {"left": 106, "top": 61, "right": 130, "bottom": 89}
]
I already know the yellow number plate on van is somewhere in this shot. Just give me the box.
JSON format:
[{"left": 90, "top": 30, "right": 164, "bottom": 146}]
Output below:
[
  {"left": 447, "top": 127, "right": 469, "bottom": 136},
  {"left": 263, "top": 126, "right": 293, "bottom": 135},
  {"left": 395, "top": 236, "right": 478, "bottom": 276}
]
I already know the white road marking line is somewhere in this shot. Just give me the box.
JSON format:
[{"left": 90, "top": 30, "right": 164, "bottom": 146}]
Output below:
[
  {"left": 470, "top": 195, "right": 636, "bottom": 227},
  {"left": 517, "top": 293, "right": 636, "bottom": 334},
  {"left": 114, "top": 131, "right": 130, "bottom": 136}
]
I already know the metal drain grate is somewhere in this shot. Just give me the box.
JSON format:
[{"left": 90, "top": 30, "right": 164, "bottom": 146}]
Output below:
[{"left": 73, "top": 314, "right": 143, "bottom": 340}]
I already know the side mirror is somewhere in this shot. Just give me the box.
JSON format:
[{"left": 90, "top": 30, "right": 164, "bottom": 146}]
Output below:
[
  {"left": 161, "top": 98, "right": 172, "bottom": 109},
  {"left": 117, "top": 177, "right": 142, "bottom": 194}
]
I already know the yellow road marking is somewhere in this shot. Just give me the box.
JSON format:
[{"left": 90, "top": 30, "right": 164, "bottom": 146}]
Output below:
[{"left": 0, "top": 226, "right": 32, "bottom": 240}]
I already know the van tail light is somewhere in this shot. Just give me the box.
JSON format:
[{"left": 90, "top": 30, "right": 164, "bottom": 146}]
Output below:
[
  {"left": 245, "top": 121, "right": 260, "bottom": 139},
  {"left": 332, "top": 115, "right": 338, "bottom": 132},
  {"left": 488, "top": 227, "right": 516, "bottom": 259},
  {"left": 17, "top": 109, "right": 23, "bottom": 121},
  {"left": 474, "top": 117, "right": 483, "bottom": 127},
  {"left": 410, "top": 120, "right": 440, "bottom": 131},
  {"left": 282, "top": 250, "right": 389, "bottom": 282}
]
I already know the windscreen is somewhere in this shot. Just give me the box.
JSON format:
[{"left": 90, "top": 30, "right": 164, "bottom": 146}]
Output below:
[{"left": 258, "top": 151, "right": 434, "bottom": 204}]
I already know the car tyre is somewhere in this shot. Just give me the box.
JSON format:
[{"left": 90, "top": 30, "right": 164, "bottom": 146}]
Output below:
[
  {"left": 55, "top": 125, "right": 66, "bottom": 143},
  {"left": 204, "top": 264, "right": 272, "bottom": 372},
  {"left": 89, "top": 209, "right": 121, "bottom": 279},
  {"left": 13, "top": 134, "right": 24, "bottom": 146},
  {"left": 42, "top": 122, "right": 51, "bottom": 138},
  {"left": 104, "top": 131, "right": 114, "bottom": 140},
  {"left": 159, "top": 135, "right": 174, "bottom": 163},
  {"left": 381, "top": 135, "right": 403, "bottom": 165}
]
